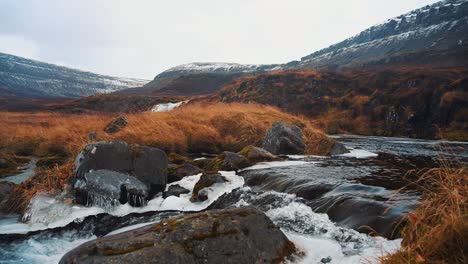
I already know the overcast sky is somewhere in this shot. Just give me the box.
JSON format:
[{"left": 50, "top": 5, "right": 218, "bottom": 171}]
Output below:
[{"left": 0, "top": 0, "right": 439, "bottom": 79}]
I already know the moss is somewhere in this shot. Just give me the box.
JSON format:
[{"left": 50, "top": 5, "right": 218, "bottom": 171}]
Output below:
[
  {"left": 238, "top": 145, "right": 253, "bottom": 157},
  {"left": 168, "top": 153, "right": 194, "bottom": 165},
  {"left": 204, "top": 153, "right": 226, "bottom": 172}
]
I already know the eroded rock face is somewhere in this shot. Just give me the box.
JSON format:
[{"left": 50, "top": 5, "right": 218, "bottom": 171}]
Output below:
[
  {"left": 262, "top": 121, "right": 305, "bottom": 155},
  {"left": 74, "top": 170, "right": 148, "bottom": 207},
  {"left": 73, "top": 141, "right": 167, "bottom": 206},
  {"left": 104, "top": 115, "right": 128, "bottom": 134},
  {"left": 59, "top": 207, "right": 296, "bottom": 264}
]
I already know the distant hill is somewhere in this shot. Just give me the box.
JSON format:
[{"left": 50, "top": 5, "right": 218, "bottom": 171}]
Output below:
[
  {"left": 0, "top": 52, "right": 148, "bottom": 98},
  {"left": 122, "top": 0, "right": 468, "bottom": 97}
]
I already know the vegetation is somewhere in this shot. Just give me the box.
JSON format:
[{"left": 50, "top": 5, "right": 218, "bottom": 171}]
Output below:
[
  {"left": 0, "top": 102, "right": 333, "bottom": 213},
  {"left": 383, "top": 165, "right": 467, "bottom": 264},
  {"left": 217, "top": 67, "right": 468, "bottom": 141}
]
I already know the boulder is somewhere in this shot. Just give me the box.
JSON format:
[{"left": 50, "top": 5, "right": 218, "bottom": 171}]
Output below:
[
  {"left": 163, "top": 185, "right": 190, "bottom": 199},
  {"left": 59, "top": 207, "right": 296, "bottom": 264},
  {"left": 262, "top": 121, "right": 305, "bottom": 155},
  {"left": 104, "top": 115, "right": 128, "bottom": 134},
  {"left": 206, "top": 151, "right": 250, "bottom": 172},
  {"left": 74, "top": 170, "right": 148, "bottom": 207},
  {"left": 329, "top": 142, "right": 350, "bottom": 155},
  {"left": 168, "top": 163, "right": 204, "bottom": 183},
  {"left": 190, "top": 173, "right": 227, "bottom": 202},
  {"left": 239, "top": 145, "right": 280, "bottom": 163},
  {"left": 73, "top": 141, "right": 168, "bottom": 206}
]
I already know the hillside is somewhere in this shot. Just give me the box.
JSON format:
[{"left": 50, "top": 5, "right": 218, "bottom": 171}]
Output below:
[
  {"left": 0, "top": 52, "right": 148, "bottom": 98},
  {"left": 119, "top": 0, "right": 468, "bottom": 97},
  {"left": 216, "top": 67, "right": 468, "bottom": 140},
  {"left": 297, "top": 0, "right": 468, "bottom": 70}
]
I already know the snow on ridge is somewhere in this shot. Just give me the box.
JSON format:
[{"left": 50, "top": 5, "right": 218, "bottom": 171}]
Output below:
[
  {"left": 151, "top": 100, "right": 189, "bottom": 112},
  {"left": 161, "top": 62, "right": 272, "bottom": 75}
]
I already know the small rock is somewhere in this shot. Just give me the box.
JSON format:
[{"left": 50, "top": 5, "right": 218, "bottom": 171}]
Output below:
[
  {"left": 321, "top": 256, "right": 332, "bottom": 263},
  {"left": 239, "top": 145, "right": 280, "bottom": 163},
  {"left": 329, "top": 142, "right": 350, "bottom": 155},
  {"left": 88, "top": 131, "right": 97, "bottom": 140},
  {"left": 262, "top": 121, "right": 306, "bottom": 155},
  {"left": 162, "top": 185, "right": 190, "bottom": 199},
  {"left": 104, "top": 115, "right": 128, "bottom": 134},
  {"left": 190, "top": 173, "right": 227, "bottom": 202}
]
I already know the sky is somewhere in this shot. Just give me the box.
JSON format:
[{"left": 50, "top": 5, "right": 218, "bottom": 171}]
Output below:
[{"left": 0, "top": 0, "right": 439, "bottom": 79}]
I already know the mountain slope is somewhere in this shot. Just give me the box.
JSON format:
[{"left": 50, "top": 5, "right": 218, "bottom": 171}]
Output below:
[
  {"left": 0, "top": 52, "right": 149, "bottom": 98},
  {"left": 124, "top": 0, "right": 468, "bottom": 97},
  {"left": 119, "top": 62, "right": 279, "bottom": 96},
  {"left": 297, "top": 0, "right": 468, "bottom": 69}
]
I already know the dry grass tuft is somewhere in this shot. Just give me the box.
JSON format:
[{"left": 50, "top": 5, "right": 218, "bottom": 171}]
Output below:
[{"left": 382, "top": 165, "right": 467, "bottom": 264}]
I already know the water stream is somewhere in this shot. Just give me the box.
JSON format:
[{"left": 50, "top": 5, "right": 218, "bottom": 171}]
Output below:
[{"left": 0, "top": 135, "right": 466, "bottom": 263}]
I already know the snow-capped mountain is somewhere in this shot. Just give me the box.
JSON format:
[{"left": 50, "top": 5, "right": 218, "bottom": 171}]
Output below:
[
  {"left": 127, "top": 0, "right": 467, "bottom": 96},
  {"left": 297, "top": 0, "right": 468, "bottom": 69},
  {"left": 0, "top": 52, "right": 149, "bottom": 98}
]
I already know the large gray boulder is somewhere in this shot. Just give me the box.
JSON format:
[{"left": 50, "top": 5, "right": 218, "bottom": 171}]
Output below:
[
  {"left": 262, "top": 121, "right": 306, "bottom": 155},
  {"left": 73, "top": 141, "right": 168, "bottom": 206},
  {"left": 59, "top": 207, "right": 296, "bottom": 264}
]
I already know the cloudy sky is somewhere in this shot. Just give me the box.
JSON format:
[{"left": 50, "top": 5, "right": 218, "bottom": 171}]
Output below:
[{"left": 0, "top": 0, "right": 439, "bottom": 79}]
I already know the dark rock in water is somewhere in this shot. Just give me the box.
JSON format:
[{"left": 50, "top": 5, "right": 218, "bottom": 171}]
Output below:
[
  {"left": 132, "top": 146, "right": 168, "bottom": 197},
  {"left": 0, "top": 181, "right": 15, "bottom": 203},
  {"left": 190, "top": 173, "right": 227, "bottom": 202},
  {"left": 377, "top": 151, "right": 438, "bottom": 170},
  {"left": 329, "top": 142, "right": 350, "bottom": 155},
  {"left": 206, "top": 151, "right": 250, "bottom": 172},
  {"left": 74, "top": 170, "right": 148, "bottom": 207},
  {"left": 239, "top": 145, "right": 280, "bottom": 163},
  {"left": 163, "top": 185, "right": 190, "bottom": 199},
  {"left": 104, "top": 115, "right": 128, "bottom": 134},
  {"left": 73, "top": 141, "right": 168, "bottom": 206},
  {"left": 168, "top": 163, "right": 204, "bottom": 183},
  {"left": 321, "top": 256, "right": 332, "bottom": 263},
  {"left": 0, "top": 181, "right": 15, "bottom": 217},
  {"left": 262, "top": 121, "right": 305, "bottom": 155},
  {"left": 59, "top": 207, "right": 296, "bottom": 264}
]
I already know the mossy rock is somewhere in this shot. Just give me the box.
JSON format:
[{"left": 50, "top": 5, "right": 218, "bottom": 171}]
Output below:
[
  {"left": 238, "top": 145, "right": 280, "bottom": 163},
  {"left": 168, "top": 153, "right": 194, "bottom": 165},
  {"left": 205, "top": 152, "right": 250, "bottom": 172}
]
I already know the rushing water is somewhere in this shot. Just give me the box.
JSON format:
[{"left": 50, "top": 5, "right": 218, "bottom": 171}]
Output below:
[{"left": 0, "top": 135, "right": 466, "bottom": 263}]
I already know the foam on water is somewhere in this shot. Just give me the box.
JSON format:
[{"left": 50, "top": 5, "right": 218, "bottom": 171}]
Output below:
[
  {"left": 339, "top": 148, "right": 378, "bottom": 159},
  {"left": 0, "top": 172, "right": 244, "bottom": 234},
  {"left": 242, "top": 160, "right": 316, "bottom": 171}
]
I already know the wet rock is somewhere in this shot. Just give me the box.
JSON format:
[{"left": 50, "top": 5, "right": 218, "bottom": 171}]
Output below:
[
  {"left": 321, "top": 256, "right": 332, "bottom": 263},
  {"left": 262, "top": 121, "right": 305, "bottom": 155},
  {"left": 168, "top": 153, "right": 193, "bottom": 165},
  {"left": 104, "top": 115, "right": 128, "bottom": 134},
  {"left": 59, "top": 207, "right": 296, "bottom": 264},
  {"left": 74, "top": 170, "right": 148, "bottom": 207},
  {"left": 168, "top": 163, "right": 204, "bottom": 183},
  {"left": 163, "top": 185, "right": 190, "bottom": 199},
  {"left": 329, "top": 142, "right": 350, "bottom": 155},
  {"left": 239, "top": 145, "right": 280, "bottom": 163},
  {"left": 206, "top": 151, "right": 250, "bottom": 172},
  {"left": 73, "top": 141, "right": 168, "bottom": 206},
  {"left": 190, "top": 173, "right": 227, "bottom": 202},
  {"left": 0, "top": 182, "right": 15, "bottom": 213}
]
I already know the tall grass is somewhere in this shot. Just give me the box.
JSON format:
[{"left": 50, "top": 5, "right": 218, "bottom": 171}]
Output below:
[
  {"left": 0, "top": 102, "right": 334, "bottom": 213},
  {"left": 383, "top": 165, "right": 467, "bottom": 263}
]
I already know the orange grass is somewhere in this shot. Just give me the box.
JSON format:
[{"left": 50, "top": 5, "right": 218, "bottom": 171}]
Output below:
[
  {"left": 382, "top": 165, "right": 467, "bottom": 264},
  {"left": 0, "top": 102, "right": 334, "bottom": 213}
]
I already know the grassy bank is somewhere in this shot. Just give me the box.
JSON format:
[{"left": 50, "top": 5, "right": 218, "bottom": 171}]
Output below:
[
  {"left": 0, "top": 102, "right": 334, "bottom": 213},
  {"left": 383, "top": 165, "right": 467, "bottom": 263}
]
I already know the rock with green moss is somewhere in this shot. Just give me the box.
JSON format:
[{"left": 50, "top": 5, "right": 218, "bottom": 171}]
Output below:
[
  {"left": 205, "top": 151, "right": 250, "bottom": 172},
  {"left": 190, "top": 173, "right": 227, "bottom": 202},
  {"left": 238, "top": 145, "right": 280, "bottom": 163},
  {"left": 168, "top": 153, "right": 193, "bottom": 165},
  {"left": 59, "top": 207, "right": 297, "bottom": 264}
]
